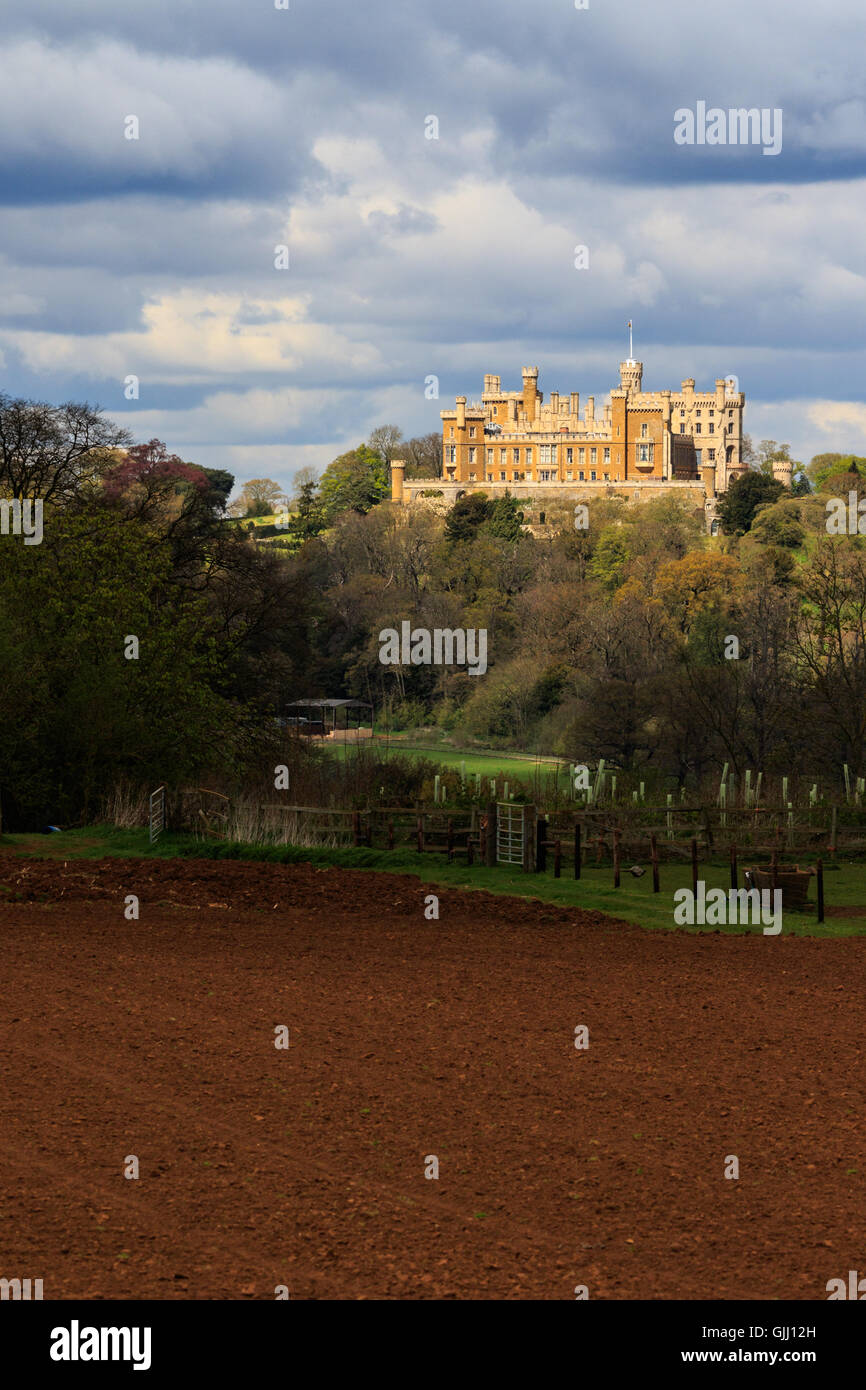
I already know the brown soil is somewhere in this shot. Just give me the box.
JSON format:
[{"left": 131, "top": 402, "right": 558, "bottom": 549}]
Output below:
[{"left": 0, "top": 854, "right": 863, "bottom": 1301}]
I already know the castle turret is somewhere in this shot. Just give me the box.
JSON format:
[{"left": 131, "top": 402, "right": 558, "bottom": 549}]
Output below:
[
  {"left": 522, "top": 367, "right": 539, "bottom": 419},
  {"left": 620, "top": 360, "right": 643, "bottom": 394},
  {"left": 772, "top": 457, "right": 793, "bottom": 490}
]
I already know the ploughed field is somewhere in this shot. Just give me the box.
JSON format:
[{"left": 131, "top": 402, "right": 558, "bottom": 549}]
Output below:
[{"left": 0, "top": 852, "right": 863, "bottom": 1300}]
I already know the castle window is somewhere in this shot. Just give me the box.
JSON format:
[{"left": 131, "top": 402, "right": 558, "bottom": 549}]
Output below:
[
  {"left": 696, "top": 409, "right": 701, "bottom": 417},
  {"left": 500, "top": 471, "right": 506, "bottom": 481},
  {"left": 579, "top": 448, "right": 585, "bottom": 463},
  {"left": 641, "top": 423, "right": 648, "bottom": 438},
  {"left": 525, "top": 449, "right": 533, "bottom": 465},
  {"left": 579, "top": 471, "right": 585, "bottom": 481},
  {"left": 566, "top": 471, "right": 573, "bottom": 480},
  {"left": 539, "top": 444, "right": 556, "bottom": 464},
  {"left": 604, "top": 447, "right": 610, "bottom": 462},
  {"left": 616, "top": 426, "right": 621, "bottom": 436},
  {"left": 603, "top": 473, "right": 610, "bottom": 481},
  {"left": 449, "top": 427, "right": 454, "bottom": 437},
  {"left": 708, "top": 423, "right": 714, "bottom": 434},
  {"left": 590, "top": 448, "right": 597, "bottom": 463},
  {"left": 445, "top": 445, "right": 456, "bottom": 463},
  {"left": 469, "top": 426, "right": 476, "bottom": 438},
  {"left": 513, "top": 448, "right": 520, "bottom": 464},
  {"left": 566, "top": 448, "right": 573, "bottom": 463},
  {"left": 468, "top": 447, "right": 476, "bottom": 463},
  {"left": 500, "top": 449, "right": 506, "bottom": 463},
  {"left": 590, "top": 470, "right": 597, "bottom": 481},
  {"left": 708, "top": 450, "right": 715, "bottom": 461},
  {"left": 487, "top": 473, "right": 493, "bottom": 481},
  {"left": 469, "top": 472, "right": 476, "bottom": 481},
  {"left": 486, "top": 448, "right": 493, "bottom": 463},
  {"left": 709, "top": 409, "right": 714, "bottom": 417},
  {"left": 695, "top": 424, "right": 701, "bottom": 434},
  {"left": 680, "top": 425, "right": 686, "bottom": 434},
  {"left": 637, "top": 444, "right": 654, "bottom": 463},
  {"left": 681, "top": 409, "right": 685, "bottom": 417}
]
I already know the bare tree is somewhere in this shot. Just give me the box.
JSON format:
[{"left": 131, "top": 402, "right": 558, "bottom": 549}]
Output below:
[{"left": 0, "top": 395, "right": 132, "bottom": 502}]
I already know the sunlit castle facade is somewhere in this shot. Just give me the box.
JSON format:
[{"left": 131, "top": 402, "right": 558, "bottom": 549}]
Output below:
[{"left": 389, "top": 357, "right": 776, "bottom": 528}]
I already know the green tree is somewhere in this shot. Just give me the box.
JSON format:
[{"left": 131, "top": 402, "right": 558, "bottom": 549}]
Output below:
[
  {"left": 288, "top": 480, "right": 327, "bottom": 543},
  {"left": 444, "top": 492, "right": 492, "bottom": 543},
  {"left": 318, "top": 445, "right": 388, "bottom": 522},
  {"left": 718, "top": 471, "right": 785, "bottom": 534},
  {"left": 230, "top": 477, "right": 287, "bottom": 518},
  {"left": 486, "top": 490, "right": 525, "bottom": 542},
  {"left": 588, "top": 526, "right": 631, "bottom": 591}
]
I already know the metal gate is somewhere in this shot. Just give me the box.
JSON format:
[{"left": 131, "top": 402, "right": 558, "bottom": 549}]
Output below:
[
  {"left": 149, "top": 786, "right": 166, "bottom": 844},
  {"left": 496, "top": 802, "right": 525, "bottom": 865}
]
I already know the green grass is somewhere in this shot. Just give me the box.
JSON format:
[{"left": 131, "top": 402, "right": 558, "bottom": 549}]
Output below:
[
  {"left": 3, "top": 825, "right": 865, "bottom": 937},
  {"left": 326, "top": 740, "right": 565, "bottom": 786}
]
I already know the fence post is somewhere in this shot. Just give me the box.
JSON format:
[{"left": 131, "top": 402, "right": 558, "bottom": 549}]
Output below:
[
  {"left": 574, "top": 821, "right": 581, "bottom": 880},
  {"left": 485, "top": 802, "right": 497, "bottom": 867},
  {"left": 536, "top": 816, "right": 548, "bottom": 873},
  {"left": 816, "top": 858, "right": 824, "bottom": 923},
  {"left": 650, "top": 834, "right": 659, "bottom": 893},
  {"left": 388, "top": 820, "right": 394, "bottom": 851}
]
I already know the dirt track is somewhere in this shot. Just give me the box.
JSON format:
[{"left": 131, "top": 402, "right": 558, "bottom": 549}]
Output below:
[{"left": 0, "top": 853, "right": 864, "bottom": 1300}]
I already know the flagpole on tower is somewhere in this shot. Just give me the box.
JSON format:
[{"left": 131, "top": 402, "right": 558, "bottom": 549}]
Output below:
[{"left": 628, "top": 319, "right": 633, "bottom": 362}]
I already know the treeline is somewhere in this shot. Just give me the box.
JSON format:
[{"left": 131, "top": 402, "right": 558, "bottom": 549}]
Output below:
[
  {"left": 282, "top": 459, "right": 866, "bottom": 792},
  {"left": 4, "top": 386, "right": 866, "bottom": 826}
]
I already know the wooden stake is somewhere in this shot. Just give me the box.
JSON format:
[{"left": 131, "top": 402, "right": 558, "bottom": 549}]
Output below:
[
  {"left": 816, "top": 857, "right": 824, "bottom": 923},
  {"left": 536, "top": 815, "right": 548, "bottom": 873},
  {"left": 650, "top": 834, "right": 659, "bottom": 893},
  {"left": 388, "top": 820, "right": 394, "bottom": 851}
]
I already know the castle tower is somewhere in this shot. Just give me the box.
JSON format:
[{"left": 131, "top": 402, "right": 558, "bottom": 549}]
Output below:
[
  {"left": 619, "top": 360, "right": 643, "bottom": 394},
  {"left": 772, "top": 457, "right": 793, "bottom": 490},
  {"left": 521, "top": 366, "right": 539, "bottom": 418},
  {"left": 390, "top": 459, "right": 405, "bottom": 503}
]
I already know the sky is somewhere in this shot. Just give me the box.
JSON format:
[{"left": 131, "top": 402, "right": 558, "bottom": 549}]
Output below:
[{"left": 1, "top": 0, "right": 865, "bottom": 496}]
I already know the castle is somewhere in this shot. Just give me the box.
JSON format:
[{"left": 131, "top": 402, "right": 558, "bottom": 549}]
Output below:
[{"left": 390, "top": 360, "right": 791, "bottom": 527}]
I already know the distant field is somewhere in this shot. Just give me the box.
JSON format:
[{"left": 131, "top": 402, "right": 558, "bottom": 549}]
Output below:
[{"left": 325, "top": 740, "right": 566, "bottom": 786}]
